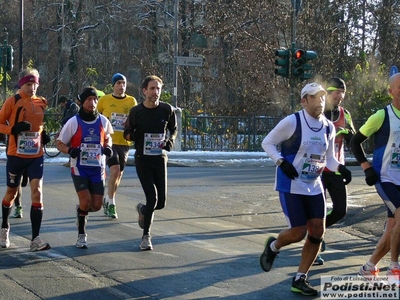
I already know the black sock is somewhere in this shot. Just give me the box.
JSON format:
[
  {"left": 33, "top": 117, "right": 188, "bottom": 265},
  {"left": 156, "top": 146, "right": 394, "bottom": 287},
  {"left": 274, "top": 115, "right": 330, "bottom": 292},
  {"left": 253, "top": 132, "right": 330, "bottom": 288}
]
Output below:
[
  {"left": 30, "top": 205, "right": 43, "bottom": 240},
  {"left": 2, "top": 203, "right": 11, "bottom": 228},
  {"left": 77, "top": 208, "right": 88, "bottom": 234}
]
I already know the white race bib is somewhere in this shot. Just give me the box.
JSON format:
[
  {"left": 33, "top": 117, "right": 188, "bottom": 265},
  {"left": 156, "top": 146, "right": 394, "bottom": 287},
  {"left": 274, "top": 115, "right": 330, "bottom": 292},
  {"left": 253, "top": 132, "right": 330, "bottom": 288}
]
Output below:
[
  {"left": 143, "top": 133, "right": 165, "bottom": 155},
  {"left": 110, "top": 112, "right": 128, "bottom": 132},
  {"left": 390, "top": 148, "right": 400, "bottom": 171},
  {"left": 300, "top": 154, "right": 326, "bottom": 182},
  {"left": 17, "top": 132, "right": 41, "bottom": 155},
  {"left": 80, "top": 143, "right": 102, "bottom": 166}
]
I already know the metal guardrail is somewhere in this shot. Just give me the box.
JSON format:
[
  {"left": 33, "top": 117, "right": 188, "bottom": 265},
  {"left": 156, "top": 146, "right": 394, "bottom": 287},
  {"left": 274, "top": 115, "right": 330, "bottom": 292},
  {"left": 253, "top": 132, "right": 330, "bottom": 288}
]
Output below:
[
  {"left": 43, "top": 113, "right": 373, "bottom": 153},
  {"left": 182, "top": 115, "right": 373, "bottom": 153},
  {"left": 182, "top": 115, "right": 281, "bottom": 152}
]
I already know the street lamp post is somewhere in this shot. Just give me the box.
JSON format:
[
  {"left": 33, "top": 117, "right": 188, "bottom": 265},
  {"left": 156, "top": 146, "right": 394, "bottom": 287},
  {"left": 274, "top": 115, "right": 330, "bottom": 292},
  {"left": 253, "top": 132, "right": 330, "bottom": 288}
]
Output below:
[
  {"left": 172, "top": 0, "right": 182, "bottom": 151},
  {"left": 19, "top": 0, "right": 24, "bottom": 71},
  {"left": 172, "top": 0, "right": 178, "bottom": 108}
]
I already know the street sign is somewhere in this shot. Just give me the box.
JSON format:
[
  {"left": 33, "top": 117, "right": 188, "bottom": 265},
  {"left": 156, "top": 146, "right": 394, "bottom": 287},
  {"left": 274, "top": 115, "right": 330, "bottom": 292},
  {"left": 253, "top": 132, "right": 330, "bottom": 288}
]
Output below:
[{"left": 176, "top": 56, "right": 203, "bottom": 67}]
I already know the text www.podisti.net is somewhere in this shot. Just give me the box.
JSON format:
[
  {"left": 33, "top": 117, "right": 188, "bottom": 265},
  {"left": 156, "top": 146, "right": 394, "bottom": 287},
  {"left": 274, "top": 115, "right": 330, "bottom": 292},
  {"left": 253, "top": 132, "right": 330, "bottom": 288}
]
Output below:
[{"left": 320, "top": 275, "right": 399, "bottom": 299}]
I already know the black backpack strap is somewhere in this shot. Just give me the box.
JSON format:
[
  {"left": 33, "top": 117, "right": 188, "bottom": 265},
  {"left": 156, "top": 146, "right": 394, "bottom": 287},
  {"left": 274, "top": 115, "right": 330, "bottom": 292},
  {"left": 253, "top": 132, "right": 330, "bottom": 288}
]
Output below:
[
  {"left": 13, "top": 94, "right": 24, "bottom": 123},
  {"left": 14, "top": 94, "right": 22, "bottom": 103},
  {"left": 10, "top": 94, "right": 24, "bottom": 146}
]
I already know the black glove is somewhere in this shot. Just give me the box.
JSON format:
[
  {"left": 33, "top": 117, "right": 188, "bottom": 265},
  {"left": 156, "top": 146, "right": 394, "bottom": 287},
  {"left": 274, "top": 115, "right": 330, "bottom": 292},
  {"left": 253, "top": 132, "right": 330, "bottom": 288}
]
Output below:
[
  {"left": 131, "top": 129, "right": 142, "bottom": 142},
  {"left": 41, "top": 130, "right": 51, "bottom": 145},
  {"left": 338, "top": 164, "right": 352, "bottom": 185},
  {"left": 280, "top": 160, "right": 299, "bottom": 180},
  {"left": 364, "top": 167, "right": 379, "bottom": 186},
  {"left": 68, "top": 147, "right": 81, "bottom": 158},
  {"left": 11, "top": 121, "right": 31, "bottom": 135},
  {"left": 102, "top": 146, "right": 113, "bottom": 157},
  {"left": 162, "top": 139, "right": 173, "bottom": 152}
]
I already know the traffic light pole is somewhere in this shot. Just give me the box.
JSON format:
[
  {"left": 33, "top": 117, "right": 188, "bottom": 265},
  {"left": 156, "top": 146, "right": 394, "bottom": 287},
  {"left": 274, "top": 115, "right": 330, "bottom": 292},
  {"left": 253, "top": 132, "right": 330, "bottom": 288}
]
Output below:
[
  {"left": 289, "top": 43, "right": 296, "bottom": 111},
  {"left": 287, "top": 1, "right": 317, "bottom": 111},
  {"left": 289, "top": 1, "right": 297, "bottom": 112},
  {"left": 275, "top": 1, "right": 317, "bottom": 112}
]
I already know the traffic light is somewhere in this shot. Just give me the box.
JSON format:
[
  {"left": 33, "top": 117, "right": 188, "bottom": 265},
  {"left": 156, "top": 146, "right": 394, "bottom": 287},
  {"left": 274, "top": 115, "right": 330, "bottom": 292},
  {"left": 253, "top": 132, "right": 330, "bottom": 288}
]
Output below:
[
  {"left": 300, "top": 50, "right": 317, "bottom": 80},
  {"left": 292, "top": 49, "right": 318, "bottom": 81},
  {"left": 292, "top": 48, "right": 305, "bottom": 78},
  {"left": 274, "top": 49, "right": 290, "bottom": 78},
  {"left": 6, "top": 46, "right": 13, "bottom": 72}
]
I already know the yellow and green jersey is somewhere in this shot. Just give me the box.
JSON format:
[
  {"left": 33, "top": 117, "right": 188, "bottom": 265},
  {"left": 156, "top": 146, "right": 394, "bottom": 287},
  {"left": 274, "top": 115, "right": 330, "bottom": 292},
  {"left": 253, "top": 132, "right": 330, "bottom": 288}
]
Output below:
[{"left": 97, "top": 94, "right": 137, "bottom": 146}]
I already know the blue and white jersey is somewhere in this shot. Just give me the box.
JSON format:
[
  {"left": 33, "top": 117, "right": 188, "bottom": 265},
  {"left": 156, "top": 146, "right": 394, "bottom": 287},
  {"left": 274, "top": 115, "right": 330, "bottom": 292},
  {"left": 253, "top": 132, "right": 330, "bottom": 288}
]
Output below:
[
  {"left": 367, "top": 105, "right": 400, "bottom": 185},
  {"left": 262, "top": 109, "right": 339, "bottom": 195},
  {"left": 58, "top": 114, "right": 113, "bottom": 177}
]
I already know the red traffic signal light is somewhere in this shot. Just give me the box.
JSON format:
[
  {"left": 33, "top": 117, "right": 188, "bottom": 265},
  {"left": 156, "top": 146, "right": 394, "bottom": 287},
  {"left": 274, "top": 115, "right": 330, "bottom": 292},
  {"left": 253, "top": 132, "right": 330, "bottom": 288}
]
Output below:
[
  {"left": 294, "top": 49, "right": 304, "bottom": 60},
  {"left": 292, "top": 49, "right": 305, "bottom": 77}
]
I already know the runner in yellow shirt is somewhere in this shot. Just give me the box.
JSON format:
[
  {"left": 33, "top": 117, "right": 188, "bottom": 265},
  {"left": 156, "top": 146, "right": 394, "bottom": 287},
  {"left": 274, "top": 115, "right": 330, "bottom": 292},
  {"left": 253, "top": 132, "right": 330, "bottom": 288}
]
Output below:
[{"left": 98, "top": 73, "right": 137, "bottom": 218}]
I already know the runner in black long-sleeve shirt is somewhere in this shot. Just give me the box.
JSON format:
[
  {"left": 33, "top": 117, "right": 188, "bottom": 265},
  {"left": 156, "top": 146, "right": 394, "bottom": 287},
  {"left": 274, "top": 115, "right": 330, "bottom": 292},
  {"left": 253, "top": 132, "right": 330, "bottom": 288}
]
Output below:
[{"left": 124, "top": 75, "right": 177, "bottom": 251}]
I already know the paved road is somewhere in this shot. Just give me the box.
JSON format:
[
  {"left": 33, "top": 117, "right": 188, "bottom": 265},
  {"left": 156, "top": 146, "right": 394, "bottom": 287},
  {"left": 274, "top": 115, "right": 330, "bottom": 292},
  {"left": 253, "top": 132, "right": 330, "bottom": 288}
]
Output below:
[{"left": 0, "top": 162, "right": 391, "bottom": 299}]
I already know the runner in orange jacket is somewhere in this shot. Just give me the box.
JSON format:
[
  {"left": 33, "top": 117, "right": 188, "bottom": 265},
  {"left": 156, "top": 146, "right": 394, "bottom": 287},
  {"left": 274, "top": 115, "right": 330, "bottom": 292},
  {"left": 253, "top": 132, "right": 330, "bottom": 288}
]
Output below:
[{"left": 0, "top": 68, "right": 51, "bottom": 251}]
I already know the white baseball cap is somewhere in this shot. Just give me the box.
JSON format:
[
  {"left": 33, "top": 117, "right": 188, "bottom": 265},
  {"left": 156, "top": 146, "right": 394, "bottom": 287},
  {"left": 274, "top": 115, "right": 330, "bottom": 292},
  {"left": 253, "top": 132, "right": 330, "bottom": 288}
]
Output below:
[{"left": 301, "top": 83, "right": 327, "bottom": 98}]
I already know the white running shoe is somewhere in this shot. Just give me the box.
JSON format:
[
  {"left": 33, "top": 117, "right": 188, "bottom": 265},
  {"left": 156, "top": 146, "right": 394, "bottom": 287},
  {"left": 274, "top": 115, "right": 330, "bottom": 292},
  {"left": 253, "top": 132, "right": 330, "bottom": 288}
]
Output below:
[
  {"left": 30, "top": 236, "right": 51, "bottom": 252},
  {"left": 358, "top": 265, "right": 380, "bottom": 277},
  {"left": 76, "top": 234, "right": 88, "bottom": 249},
  {"left": 140, "top": 235, "right": 153, "bottom": 251},
  {"left": 359, "top": 265, "right": 388, "bottom": 285},
  {"left": 0, "top": 227, "right": 10, "bottom": 248},
  {"left": 387, "top": 267, "right": 400, "bottom": 287}
]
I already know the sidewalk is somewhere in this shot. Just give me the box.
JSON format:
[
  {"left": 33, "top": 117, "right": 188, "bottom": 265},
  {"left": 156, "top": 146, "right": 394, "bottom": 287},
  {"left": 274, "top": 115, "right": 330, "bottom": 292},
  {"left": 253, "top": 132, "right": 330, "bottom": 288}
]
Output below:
[
  {"left": 36, "top": 148, "right": 272, "bottom": 166},
  {"left": 129, "top": 150, "right": 272, "bottom": 167},
  {"left": 38, "top": 148, "right": 361, "bottom": 167}
]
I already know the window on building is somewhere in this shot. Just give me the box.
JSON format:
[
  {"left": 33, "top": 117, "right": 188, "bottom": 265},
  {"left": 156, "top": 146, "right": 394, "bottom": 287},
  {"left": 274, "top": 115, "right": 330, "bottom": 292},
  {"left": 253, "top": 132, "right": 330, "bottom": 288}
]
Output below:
[
  {"left": 190, "top": 33, "right": 207, "bottom": 48},
  {"left": 128, "top": 68, "right": 141, "bottom": 86},
  {"left": 38, "top": 33, "right": 48, "bottom": 51},
  {"left": 129, "top": 36, "right": 141, "bottom": 55}
]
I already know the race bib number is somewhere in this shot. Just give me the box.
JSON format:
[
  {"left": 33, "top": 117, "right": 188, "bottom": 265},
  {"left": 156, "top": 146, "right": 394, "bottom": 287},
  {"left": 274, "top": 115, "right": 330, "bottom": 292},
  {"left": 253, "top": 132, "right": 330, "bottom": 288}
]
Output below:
[
  {"left": 110, "top": 112, "right": 127, "bottom": 132},
  {"left": 143, "top": 133, "right": 165, "bottom": 155},
  {"left": 300, "top": 154, "right": 326, "bottom": 182},
  {"left": 17, "top": 132, "right": 41, "bottom": 155},
  {"left": 80, "top": 143, "right": 102, "bottom": 167},
  {"left": 390, "top": 148, "right": 400, "bottom": 170}
]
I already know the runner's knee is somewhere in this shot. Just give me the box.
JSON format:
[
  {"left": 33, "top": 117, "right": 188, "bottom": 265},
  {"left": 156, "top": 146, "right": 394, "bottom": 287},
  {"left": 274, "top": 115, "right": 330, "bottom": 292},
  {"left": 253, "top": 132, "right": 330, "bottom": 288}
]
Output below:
[{"left": 308, "top": 235, "right": 323, "bottom": 245}]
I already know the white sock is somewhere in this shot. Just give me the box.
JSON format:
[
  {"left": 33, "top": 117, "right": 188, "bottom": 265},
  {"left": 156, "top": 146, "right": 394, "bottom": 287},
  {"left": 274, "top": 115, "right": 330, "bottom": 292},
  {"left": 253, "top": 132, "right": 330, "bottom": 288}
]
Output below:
[
  {"left": 270, "top": 241, "right": 279, "bottom": 253},
  {"left": 389, "top": 261, "right": 399, "bottom": 269},
  {"left": 365, "top": 261, "right": 376, "bottom": 270},
  {"left": 109, "top": 197, "right": 116, "bottom": 205},
  {"left": 295, "top": 272, "right": 306, "bottom": 281}
]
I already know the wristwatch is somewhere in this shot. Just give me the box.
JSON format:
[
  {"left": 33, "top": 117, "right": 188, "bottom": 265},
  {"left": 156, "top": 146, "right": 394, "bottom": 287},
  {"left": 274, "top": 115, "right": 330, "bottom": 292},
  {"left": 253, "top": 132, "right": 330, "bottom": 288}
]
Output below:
[{"left": 276, "top": 158, "right": 284, "bottom": 166}]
